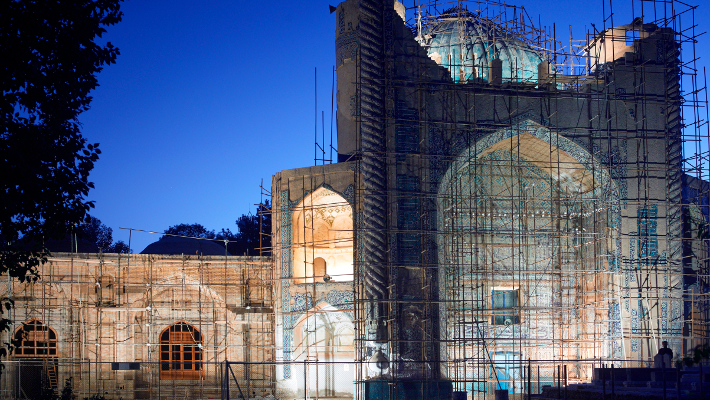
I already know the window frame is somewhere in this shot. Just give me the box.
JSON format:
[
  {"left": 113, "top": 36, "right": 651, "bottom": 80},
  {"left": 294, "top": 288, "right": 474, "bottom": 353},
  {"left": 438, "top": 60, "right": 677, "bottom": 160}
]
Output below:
[
  {"left": 159, "top": 321, "right": 204, "bottom": 380},
  {"left": 13, "top": 319, "right": 58, "bottom": 357},
  {"left": 490, "top": 287, "right": 521, "bottom": 326}
]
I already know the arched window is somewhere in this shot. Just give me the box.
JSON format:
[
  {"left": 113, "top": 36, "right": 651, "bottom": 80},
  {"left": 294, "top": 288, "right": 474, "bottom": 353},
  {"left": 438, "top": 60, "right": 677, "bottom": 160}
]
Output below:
[
  {"left": 160, "top": 322, "right": 204, "bottom": 380},
  {"left": 13, "top": 319, "right": 57, "bottom": 357},
  {"left": 13, "top": 319, "right": 59, "bottom": 398}
]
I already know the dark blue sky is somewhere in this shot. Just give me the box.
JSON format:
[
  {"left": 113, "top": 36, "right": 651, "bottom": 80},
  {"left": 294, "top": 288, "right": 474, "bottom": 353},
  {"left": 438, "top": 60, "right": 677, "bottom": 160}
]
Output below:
[{"left": 80, "top": 0, "right": 709, "bottom": 253}]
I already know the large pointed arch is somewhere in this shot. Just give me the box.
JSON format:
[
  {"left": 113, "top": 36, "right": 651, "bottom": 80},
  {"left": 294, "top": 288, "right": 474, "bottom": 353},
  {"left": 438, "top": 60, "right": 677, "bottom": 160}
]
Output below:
[
  {"left": 439, "top": 120, "right": 616, "bottom": 200},
  {"left": 436, "top": 120, "right": 620, "bottom": 383}
]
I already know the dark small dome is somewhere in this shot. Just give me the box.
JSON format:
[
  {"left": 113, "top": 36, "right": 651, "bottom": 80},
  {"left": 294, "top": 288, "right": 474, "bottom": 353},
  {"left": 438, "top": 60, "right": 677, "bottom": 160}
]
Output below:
[{"left": 140, "top": 236, "right": 230, "bottom": 256}]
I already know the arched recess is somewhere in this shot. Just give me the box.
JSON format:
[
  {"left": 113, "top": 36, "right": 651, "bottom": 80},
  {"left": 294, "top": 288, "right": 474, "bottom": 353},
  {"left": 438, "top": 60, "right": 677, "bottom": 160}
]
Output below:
[
  {"left": 292, "top": 187, "right": 353, "bottom": 283},
  {"left": 8, "top": 281, "right": 71, "bottom": 308},
  {"left": 292, "top": 302, "right": 354, "bottom": 360},
  {"left": 292, "top": 302, "right": 355, "bottom": 397},
  {"left": 130, "top": 273, "right": 230, "bottom": 314},
  {"left": 437, "top": 120, "right": 618, "bottom": 380},
  {"left": 13, "top": 319, "right": 60, "bottom": 397},
  {"left": 159, "top": 321, "right": 204, "bottom": 380}
]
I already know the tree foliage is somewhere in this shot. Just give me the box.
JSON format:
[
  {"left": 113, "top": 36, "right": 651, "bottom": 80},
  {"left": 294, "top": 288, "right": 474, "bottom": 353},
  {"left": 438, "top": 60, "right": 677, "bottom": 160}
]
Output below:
[
  {"left": 0, "top": 0, "right": 123, "bottom": 370},
  {"left": 163, "top": 200, "right": 272, "bottom": 256},
  {"left": 232, "top": 200, "right": 272, "bottom": 256},
  {"left": 163, "top": 223, "right": 216, "bottom": 239},
  {"left": 81, "top": 216, "right": 114, "bottom": 251},
  {"left": 80, "top": 216, "right": 131, "bottom": 253}
]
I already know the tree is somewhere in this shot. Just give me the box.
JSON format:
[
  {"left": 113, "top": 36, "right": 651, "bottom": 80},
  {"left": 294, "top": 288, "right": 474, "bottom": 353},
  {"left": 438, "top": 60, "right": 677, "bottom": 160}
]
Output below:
[
  {"left": 109, "top": 240, "right": 131, "bottom": 254},
  {"left": 81, "top": 216, "right": 114, "bottom": 251},
  {"left": 161, "top": 201, "right": 272, "bottom": 256},
  {"left": 79, "top": 216, "right": 131, "bottom": 253},
  {"left": 163, "top": 223, "right": 216, "bottom": 239},
  {"left": 231, "top": 200, "right": 272, "bottom": 256},
  {"left": 0, "top": 0, "right": 123, "bottom": 370}
]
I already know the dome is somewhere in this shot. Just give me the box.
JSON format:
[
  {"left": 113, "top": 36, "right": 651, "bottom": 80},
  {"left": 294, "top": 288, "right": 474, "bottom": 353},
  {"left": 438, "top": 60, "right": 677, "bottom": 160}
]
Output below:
[
  {"left": 140, "top": 235, "right": 230, "bottom": 256},
  {"left": 420, "top": 11, "right": 547, "bottom": 83}
]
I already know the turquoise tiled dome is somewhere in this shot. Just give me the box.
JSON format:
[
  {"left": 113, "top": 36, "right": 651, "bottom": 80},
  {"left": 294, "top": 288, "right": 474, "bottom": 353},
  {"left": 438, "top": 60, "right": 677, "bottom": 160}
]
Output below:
[{"left": 422, "top": 14, "right": 547, "bottom": 83}]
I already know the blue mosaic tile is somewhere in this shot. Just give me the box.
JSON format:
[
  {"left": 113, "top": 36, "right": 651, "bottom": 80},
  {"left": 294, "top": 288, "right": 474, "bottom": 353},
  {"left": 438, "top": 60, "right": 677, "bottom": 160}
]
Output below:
[
  {"left": 292, "top": 293, "right": 313, "bottom": 313},
  {"left": 342, "top": 184, "right": 354, "bottom": 204},
  {"left": 336, "top": 28, "right": 358, "bottom": 67}
]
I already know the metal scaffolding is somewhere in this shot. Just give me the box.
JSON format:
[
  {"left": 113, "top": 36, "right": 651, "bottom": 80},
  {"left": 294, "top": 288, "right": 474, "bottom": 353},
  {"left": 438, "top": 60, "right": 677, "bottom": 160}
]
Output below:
[{"left": 1, "top": 1, "right": 709, "bottom": 399}]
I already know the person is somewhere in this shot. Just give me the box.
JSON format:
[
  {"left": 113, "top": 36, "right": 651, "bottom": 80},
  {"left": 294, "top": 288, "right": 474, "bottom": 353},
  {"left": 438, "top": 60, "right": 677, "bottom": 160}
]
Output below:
[{"left": 658, "top": 341, "right": 674, "bottom": 358}]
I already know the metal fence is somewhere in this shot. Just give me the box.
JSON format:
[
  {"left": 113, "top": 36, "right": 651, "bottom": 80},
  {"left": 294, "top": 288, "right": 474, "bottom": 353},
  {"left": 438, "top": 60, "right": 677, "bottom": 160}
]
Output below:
[
  {"left": 0, "top": 359, "right": 274, "bottom": 400},
  {"left": 1, "top": 358, "right": 707, "bottom": 399},
  {"left": 0, "top": 359, "right": 357, "bottom": 400}
]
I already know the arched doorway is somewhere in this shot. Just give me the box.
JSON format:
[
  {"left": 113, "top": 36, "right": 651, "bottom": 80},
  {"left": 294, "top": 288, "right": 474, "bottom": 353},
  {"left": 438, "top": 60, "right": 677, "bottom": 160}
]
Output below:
[
  {"left": 438, "top": 122, "right": 616, "bottom": 390},
  {"left": 13, "top": 319, "right": 59, "bottom": 397},
  {"left": 159, "top": 321, "right": 204, "bottom": 380}
]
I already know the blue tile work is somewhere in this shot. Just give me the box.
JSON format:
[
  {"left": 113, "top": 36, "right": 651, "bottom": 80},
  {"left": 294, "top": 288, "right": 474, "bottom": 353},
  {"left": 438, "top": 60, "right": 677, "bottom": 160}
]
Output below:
[
  {"left": 324, "top": 290, "right": 355, "bottom": 320},
  {"left": 631, "top": 302, "right": 640, "bottom": 353},
  {"left": 280, "top": 190, "right": 293, "bottom": 279},
  {"left": 342, "top": 184, "right": 354, "bottom": 204},
  {"left": 637, "top": 206, "right": 659, "bottom": 268},
  {"left": 280, "top": 190, "right": 293, "bottom": 379},
  {"left": 396, "top": 101, "right": 419, "bottom": 155},
  {"left": 348, "top": 160, "right": 361, "bottom": 173},
  {"left": 292, "top": 293, "right": 313, "bottom": 313},
  {"left": 608, "top": 302, "right": 622, "bottom": 358},
  {"left": 631, "top": 300, "right": 642, "bottom": 335},
  {"left": 605, "top": 140, "right": 628, "bottom": 204},
  {"left": 661, "top": 301, "right": 668, "bottom": 334},
  {"left": 355, "top": 210, "right": 364, "bottom": 276},
  {"left": 282, "top": 279, "right": 291, "bottom": 379},
  {"left": 397, "top": 175, "right": 421, "bottom": 266},
  {"left": 621, "top": 205, "right": 675, "bottom": 340},
  {"left": 438, "top": 120, "right": 619, "bottom": 213},
  {"left": 440, "top": 120, "right": 624, "bottom": 274},
  {"left": 431, "top": 119, "right": 626, "bottom": 365},
  {"left": 671, "top": 299, "right": 682, "bottom": 337},
  {"left": 335, "top": 9, "right": 358, "bottom": 68},
  {"left": 625, "top": 205, "right": 673, "bottom": 340}
]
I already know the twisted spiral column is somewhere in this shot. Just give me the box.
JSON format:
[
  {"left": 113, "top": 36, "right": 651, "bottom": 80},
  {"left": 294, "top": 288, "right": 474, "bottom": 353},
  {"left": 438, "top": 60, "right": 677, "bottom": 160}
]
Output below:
[{"left": 359, "top": 0, "right": 388, "bottom": 303}]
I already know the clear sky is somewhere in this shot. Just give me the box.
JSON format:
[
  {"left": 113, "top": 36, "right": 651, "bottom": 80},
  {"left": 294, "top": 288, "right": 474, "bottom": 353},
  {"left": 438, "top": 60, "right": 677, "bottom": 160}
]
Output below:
[{"left": 79, "top": 0, "right": 710, "bottom": 253}]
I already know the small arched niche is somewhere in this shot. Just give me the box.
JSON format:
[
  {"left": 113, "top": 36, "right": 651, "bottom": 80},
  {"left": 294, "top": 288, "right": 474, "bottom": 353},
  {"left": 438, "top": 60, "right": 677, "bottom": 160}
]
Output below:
[
  {"left": 313, "top": 257, "right": 327, "bottom": 278},
  {"left": 293, "top": 188, "right": 353, "bottom": 283}
]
